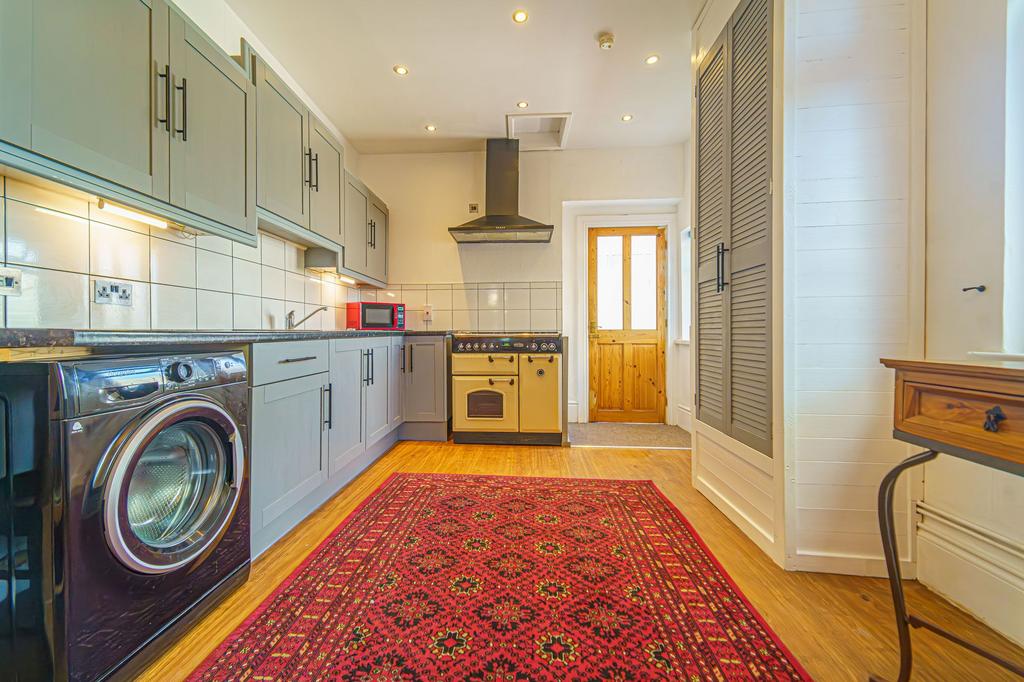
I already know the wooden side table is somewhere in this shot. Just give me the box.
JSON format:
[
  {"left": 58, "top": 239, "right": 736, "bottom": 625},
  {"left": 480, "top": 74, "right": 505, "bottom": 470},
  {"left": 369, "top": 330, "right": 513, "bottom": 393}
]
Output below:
[{"left": 874, "top": 359, "right": 1024, "bottom": 681}]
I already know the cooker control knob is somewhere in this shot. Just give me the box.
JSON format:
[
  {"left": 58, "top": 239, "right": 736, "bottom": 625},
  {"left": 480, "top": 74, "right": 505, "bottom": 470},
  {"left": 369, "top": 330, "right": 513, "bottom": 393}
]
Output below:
[
  {"left": 473, "top": 342, "right": 480, "bottom": 350},
  {"left": 457, "top": 343, "right": 464, "bottom": 351},
  {"left": 167, "top": 361, "right": 194, "bottom": 383},
  {"left": 530, "top": 342, "right": 539, "bottom": 351}
]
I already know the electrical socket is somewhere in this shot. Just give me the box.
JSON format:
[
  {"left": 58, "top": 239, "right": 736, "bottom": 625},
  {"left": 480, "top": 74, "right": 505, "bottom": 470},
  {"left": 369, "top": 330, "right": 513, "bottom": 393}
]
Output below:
[
  {"left": 94, "top": 279, "right": 133, "bottom": 306},
  {"left": 0, "top": 267, "right": 23, "bottom": 297}
]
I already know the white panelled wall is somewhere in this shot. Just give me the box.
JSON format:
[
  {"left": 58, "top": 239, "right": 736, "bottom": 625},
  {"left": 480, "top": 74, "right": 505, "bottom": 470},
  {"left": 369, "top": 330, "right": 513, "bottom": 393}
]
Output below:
[{"left": 787, "top": 0, "right": 922, "bottom": 576}]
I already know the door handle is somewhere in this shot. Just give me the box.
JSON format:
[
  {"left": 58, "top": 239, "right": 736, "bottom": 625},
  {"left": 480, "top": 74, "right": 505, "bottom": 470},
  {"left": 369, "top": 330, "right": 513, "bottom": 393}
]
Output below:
[
  {"left": 370, "top": 348, "right": 375, "bottom": 385},
  {"left": 323, "top": 383, "right": 333, "bottom": 429},
  {"left": 305, "top": 149, "right": 313, "bottom": 187},
  {"left": 156, "top": 65, "right": 171, "bottom": 132},
  {"left": 488, "top": 378, "right": 515, "bottom": 385},
  {"left": 409, "top": 344, "right": 414, "bottom": 372},
  {"left": 401, "top": 345, "right": 406, "bottom": 372},
  {"left": 174, "top": 77, "right": 188, "bottom": 141},
  {"left": 313, "top": 153, "right": 320, "bottom": 191}
]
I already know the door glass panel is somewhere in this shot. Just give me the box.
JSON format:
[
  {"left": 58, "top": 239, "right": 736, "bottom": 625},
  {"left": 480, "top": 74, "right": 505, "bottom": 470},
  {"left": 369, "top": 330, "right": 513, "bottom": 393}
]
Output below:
[
  {"left": 596, "top": 235, "right": 623, "bottom": 329},
  {"left": 631, "top": 235, "right": 657, "bottom": 330},
  {"left": 467, "top": 390, "right": 504, "bottom": 418},
  {"left": 126, "top": 421, "right": 227, "bottom": 549}
]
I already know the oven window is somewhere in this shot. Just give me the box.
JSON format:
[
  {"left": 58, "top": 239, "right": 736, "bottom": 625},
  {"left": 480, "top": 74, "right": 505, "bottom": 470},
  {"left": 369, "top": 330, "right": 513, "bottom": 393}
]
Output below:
[
  {"left": 467, "top": 390, "right": 504, "bottom": 419},
  {"left": 364, "top": 306, "right": 394, "bottom": 326}
]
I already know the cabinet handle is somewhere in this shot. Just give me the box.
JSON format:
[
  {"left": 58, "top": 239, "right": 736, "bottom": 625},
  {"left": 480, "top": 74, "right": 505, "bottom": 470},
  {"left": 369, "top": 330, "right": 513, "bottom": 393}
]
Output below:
[
  {"left": 324, "top": 383, "right": 333, "bottom": 429},
  {"left": 984, "top": 405, "right": 1007, "bottom": 433},
  {"left": 278, "top": 355, "right": 317, "bottom": 364},
  {"left": 304, "top": 149, "right": 312, "bottom": 187},
  {"left": 371, "top": 348, "right": 376, "bottom": 385},
  {"left": 401, "top": 345, "right": 406, "bottom": 372},
  {"left": 409, "top": 344, "right": 414, "bottom": 372},
  {"left": 174, "top": 77, "right": 188, "bottom": 141},
  {"left": 313, "top": 153, "right": 320, "bottom": 191},
  {"left": 488, "top": 377, "right": 515, "bottom": 386},
  {"left": 156, "top": 65, "right": 171, "bottom": 131}
]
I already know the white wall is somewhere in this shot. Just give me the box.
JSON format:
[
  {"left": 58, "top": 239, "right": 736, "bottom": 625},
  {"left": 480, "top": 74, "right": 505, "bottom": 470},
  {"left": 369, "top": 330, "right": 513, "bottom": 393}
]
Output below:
[
  {"left": 1005, "top": 0, "right": 1024, "bottom": 355},
  {"left": 919, "top": 0, "right": 1024, "bottom": 646},
  {"left": 172, "top": 0, "right": 360, "bottom": 173}
]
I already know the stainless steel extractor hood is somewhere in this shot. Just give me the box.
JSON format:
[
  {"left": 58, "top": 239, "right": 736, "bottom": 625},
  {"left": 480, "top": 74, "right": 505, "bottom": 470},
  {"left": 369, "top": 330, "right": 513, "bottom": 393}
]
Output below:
[{"left": 449, "top": 138, "right": 553, "bottom": 244}]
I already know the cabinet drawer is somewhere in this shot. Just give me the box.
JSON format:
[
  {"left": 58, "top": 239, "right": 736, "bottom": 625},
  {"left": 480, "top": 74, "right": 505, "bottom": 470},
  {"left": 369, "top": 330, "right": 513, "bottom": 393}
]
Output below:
[
  {"left": 451, "top": 353, "right": 518, "bottom": 376},
  {"left": 896, "top": 379, "right": 1024, "bottom": 462},
  {"left": 252, "top": 340, "right": 330, "bottom": 386}
]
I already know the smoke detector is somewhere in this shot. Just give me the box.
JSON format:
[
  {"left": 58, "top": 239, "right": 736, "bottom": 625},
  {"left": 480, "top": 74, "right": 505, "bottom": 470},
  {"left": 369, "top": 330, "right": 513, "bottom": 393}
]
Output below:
[{"left": 598, "top": 32, "right": 615, "bottom": 50}]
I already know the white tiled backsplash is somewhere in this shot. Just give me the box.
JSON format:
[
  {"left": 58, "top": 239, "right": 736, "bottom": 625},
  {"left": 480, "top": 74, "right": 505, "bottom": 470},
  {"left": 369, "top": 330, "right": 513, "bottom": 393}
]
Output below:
[{"left": 0, "top": 175, "right": 562, "bottom": 333}]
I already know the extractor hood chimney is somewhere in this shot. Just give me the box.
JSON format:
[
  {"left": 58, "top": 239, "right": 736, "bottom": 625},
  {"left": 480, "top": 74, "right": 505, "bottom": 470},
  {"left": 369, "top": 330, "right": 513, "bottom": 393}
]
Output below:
[{"left": 448, "top": 138, "right": 553, "bottom": 244}]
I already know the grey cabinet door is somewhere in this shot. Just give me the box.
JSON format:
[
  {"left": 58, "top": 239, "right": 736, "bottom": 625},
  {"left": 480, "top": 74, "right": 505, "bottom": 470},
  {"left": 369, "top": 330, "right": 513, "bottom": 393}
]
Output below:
[
  {"left": 327, "top": 343, "right": 365, "bottom": 478},
  {"left": 344, "top": 175, "right": 368, "bottom": 273},
  {"left": 3, "top": 0, "right": 170, "bottom": 197},
  {"left": 364, "top": 338, "right": 391, "bottom": 448},
  {"left": 404, "top": 338, "right": 446, "bottom": 422},
  {"left": 168, "top": 10, "right": 256, "bottom": 234},
  {"left": 308, "top": 116, "right": 344, "bottom": 244},
  {"left": 250, "top": 373, "right": 326, "bottom": 533},
  {"left": 255, "top": 56, "right": 309, "bottom": 228},
  {"left": 389, "top": 337, "right": 405, "bottom": 430},
  {"left": 367, "top": 201, "right": 387, "bottom": 282}
]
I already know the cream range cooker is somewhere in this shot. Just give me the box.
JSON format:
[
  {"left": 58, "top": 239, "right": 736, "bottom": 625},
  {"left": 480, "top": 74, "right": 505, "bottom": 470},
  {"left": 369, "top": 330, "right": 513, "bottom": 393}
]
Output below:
[{"left": 451, "top": 334, "right": 567, "bottom": 446}]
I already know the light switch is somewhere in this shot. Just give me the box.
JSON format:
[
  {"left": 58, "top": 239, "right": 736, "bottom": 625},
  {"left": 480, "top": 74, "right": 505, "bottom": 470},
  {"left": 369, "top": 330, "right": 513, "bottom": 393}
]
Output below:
[
  {"left": 0, "top": 267, "right": 22, "bottom": 297},
  {"left": 423, "top": 303, "right": 433, "bottom": 321}
]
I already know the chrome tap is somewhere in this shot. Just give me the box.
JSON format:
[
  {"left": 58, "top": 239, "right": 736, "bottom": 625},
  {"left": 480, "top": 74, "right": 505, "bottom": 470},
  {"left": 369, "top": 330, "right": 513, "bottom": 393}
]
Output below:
[{"left": 286, "top": 306, "right": 328, "bottom": 330}]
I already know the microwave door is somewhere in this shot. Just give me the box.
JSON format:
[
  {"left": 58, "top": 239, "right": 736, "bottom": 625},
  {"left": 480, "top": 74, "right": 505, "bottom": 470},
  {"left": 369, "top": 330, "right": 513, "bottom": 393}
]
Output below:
[{"left": 363, "top": 305, "right": 394, "bottom": 328}]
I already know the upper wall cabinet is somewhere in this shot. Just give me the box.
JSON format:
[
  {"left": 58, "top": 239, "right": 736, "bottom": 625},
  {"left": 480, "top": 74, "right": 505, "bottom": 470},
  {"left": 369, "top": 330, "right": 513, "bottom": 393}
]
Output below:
[
  {"left": 308, "top": 115, "right": 345, "bottom": 245},
  {"left": 344, "top": 172, "right": 388, "bottom": 283},
  {"left": 0, "top": 0, "right": 257, "bottom": 238},
  {"left": 253, "top": 53, "right": 310, "bottom": 229},
  {"left": 0, "top": 0, "right": 169, "bottom": 197},
  {"left": 168, "top": 6, "right": 256, "bottom": 233}
]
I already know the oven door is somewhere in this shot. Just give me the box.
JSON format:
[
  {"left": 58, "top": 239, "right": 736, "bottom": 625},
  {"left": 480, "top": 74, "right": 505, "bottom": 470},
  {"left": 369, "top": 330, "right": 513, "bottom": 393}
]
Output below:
[
  {"left": 361, "top": 303, "right": 397, "bottom": 329},
  {"left": 453, "top": 376, "right": 519, "bottom": 432},
  {"left": 103, "top": 397, "right": 245, "bottom": 574}
]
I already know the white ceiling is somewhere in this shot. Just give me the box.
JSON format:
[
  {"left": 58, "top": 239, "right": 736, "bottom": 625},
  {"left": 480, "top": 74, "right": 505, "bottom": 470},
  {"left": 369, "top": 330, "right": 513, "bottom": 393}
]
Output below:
[{"left": 225, "top": 0, "right": 698, "bottom": 154}]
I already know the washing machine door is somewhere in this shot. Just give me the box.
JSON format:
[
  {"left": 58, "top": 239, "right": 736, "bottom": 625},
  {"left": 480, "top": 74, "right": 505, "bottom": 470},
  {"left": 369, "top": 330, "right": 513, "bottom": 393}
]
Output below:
[{"left": 104, "top": 397, "right": 245, "bottom": 574}]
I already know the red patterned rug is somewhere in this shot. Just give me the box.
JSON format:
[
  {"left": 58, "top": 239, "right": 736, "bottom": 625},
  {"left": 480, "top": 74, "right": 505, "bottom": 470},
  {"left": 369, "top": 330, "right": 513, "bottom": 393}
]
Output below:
[{"left": 190, "top": 473, "right": 811, "bottom": 680}]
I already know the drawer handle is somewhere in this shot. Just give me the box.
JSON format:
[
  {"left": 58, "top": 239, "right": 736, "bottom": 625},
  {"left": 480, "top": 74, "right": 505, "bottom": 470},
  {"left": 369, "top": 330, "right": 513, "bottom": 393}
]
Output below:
[
  {"left": 984, "top": 406, "right": 1007, "bottom": 433},
  {"left": 279, "top": 356, "right": 317, "bottom": 364},
  {"left": 488, "top": 377, "right": 515, "bottom": 386},
  {"left": 527, "top": 355, "right": 556, "bottom": 364}
]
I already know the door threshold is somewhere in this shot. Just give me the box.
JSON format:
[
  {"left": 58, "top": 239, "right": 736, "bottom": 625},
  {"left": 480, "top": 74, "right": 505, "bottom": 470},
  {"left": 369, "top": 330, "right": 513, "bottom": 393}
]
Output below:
[{"left": 569, "top": 444, "right": 692, "bottom": 451}]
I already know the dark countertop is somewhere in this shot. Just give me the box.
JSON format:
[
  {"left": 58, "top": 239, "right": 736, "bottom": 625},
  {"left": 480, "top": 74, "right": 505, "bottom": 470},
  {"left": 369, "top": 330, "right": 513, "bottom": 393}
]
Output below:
[{"left": 0, "top": 328, "right": 451, "bottom": 349}]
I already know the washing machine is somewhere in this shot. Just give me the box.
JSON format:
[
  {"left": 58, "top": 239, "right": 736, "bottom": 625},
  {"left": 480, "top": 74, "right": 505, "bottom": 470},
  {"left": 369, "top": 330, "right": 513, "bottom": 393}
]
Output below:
[{"left": 0, "top": 351, "right": 250, "bottom": 681}]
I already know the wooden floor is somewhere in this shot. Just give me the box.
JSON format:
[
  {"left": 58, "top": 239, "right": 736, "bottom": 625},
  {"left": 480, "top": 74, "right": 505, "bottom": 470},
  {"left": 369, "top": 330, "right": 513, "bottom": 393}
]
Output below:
[{"left": 140, "top": 441, "right": 1024, "bottom": 681}]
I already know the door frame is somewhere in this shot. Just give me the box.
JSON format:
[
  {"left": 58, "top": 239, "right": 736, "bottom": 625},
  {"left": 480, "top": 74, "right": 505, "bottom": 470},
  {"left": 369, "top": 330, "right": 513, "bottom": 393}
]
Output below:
[{"left": 574, "top": 212, "right": 681, "bottom": 424}]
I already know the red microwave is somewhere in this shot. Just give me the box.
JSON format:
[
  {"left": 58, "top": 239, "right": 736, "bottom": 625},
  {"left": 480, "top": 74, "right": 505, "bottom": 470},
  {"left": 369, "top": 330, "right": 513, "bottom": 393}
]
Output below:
[{"left": 346, "top": 302, "right": 405, "bottom": 330}]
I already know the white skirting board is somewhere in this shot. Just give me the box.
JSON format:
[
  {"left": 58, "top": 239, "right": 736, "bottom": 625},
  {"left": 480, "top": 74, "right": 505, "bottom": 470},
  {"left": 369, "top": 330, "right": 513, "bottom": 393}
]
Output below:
[
  {"left": 676, "top": 404, "right": 692, "bottom": 431},
  {"left": 916, "top": 502, "right": 1024, "bottom": 647}
]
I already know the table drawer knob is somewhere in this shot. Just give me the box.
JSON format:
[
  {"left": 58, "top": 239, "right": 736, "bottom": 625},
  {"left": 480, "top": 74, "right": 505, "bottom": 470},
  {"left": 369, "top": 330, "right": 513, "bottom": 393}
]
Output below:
[{"left": 984, "top": 406, "right": 1007, "bottom": 433}]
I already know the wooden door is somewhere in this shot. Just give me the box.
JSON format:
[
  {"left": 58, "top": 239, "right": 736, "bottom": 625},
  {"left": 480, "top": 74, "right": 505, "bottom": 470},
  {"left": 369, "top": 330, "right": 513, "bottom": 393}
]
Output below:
[
  {"left": 364, "top": 338, "right": 391, "bottom": 448},
  {"left": 367, "top": 201, "right": 387, "bottom": 281},
  {"left": 6, "top": 0, "right": 170, "bottom": 197},
  {"left": 168, "top": 9, "right": 255, "bottom": 234},
  {"left": 254, "top": 55, "right": 309, "bottom": 227},
  {"left": 327, "top": 341, "right": 365, "bottom": 478},
  {"left": 588, "top": 227, "right": 667, "bottom": 423},
  {"left": 344, "top": 175, "right": 368, "bottom": 273},
  {"left": 309, "top": 115, "right": 344, "bottom": 244}
]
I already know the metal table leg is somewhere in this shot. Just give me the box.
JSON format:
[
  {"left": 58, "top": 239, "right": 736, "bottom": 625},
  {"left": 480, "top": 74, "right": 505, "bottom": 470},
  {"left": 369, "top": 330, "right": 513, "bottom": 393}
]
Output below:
[{"left": 869, "top": 449, "right": 938, "bottom": 682}]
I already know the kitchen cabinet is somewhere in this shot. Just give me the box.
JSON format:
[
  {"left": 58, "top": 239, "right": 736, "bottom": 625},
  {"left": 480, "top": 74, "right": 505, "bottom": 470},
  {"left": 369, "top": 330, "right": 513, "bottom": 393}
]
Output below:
[
  {"left": 0, "top": 0, "right": 169, "bottom": 196},
  {"left": 250, "top": 372, "right": 327, "bottom": 535},
  {"left": 168, "top": 7, "right": 256, "bottom": 233},
  {"left": 364, "top": 337, "right": 392, "bottom": 449},
  {"left": 308, "top": 115, "right": 345, "bottom": 244},
  {"left": 519, "top": 354, "right": 562, "bottom": 433},
  {"left": 389, "top": 337, "right": 405, "bottom": 430},
  {"left": 404, "top": 336, "right": 448, "bottom": 423},
  {"left": 343, "top": 172, "right": 388, "bottom": 282},
  {"left": 253, "top": 53, "right": 309, "bottom": 228},
  {"left": 0, "top": 0, "right": 257, "bottom": 238},
  {"left": 326, "top": 343, "right": 364, "bottom": 477}
]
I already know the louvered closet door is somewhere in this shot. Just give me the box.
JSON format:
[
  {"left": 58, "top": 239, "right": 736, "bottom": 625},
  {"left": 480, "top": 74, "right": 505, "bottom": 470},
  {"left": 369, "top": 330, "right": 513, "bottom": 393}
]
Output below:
[
  {"left": 694, "top": 38, "right": 729, "bottom": 433},
  {"left": 726, "top": 0, "right": 772, "bottom": 456}
]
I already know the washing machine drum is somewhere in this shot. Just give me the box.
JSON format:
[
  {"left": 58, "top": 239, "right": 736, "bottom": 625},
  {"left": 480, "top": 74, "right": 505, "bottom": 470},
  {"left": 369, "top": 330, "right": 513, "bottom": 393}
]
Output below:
[{"left": 104, "top": 398, "right": 245, "bottom": 574}]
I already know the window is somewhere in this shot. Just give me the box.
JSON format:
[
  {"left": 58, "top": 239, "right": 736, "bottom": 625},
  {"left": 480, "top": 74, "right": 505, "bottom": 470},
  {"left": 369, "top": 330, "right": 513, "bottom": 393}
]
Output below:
[
  {"left": 1004, "top": 0, "right": 1023, "bottom": 353},
  {"left": 679, "top": 228, "right": 692, "bottom": 342}
]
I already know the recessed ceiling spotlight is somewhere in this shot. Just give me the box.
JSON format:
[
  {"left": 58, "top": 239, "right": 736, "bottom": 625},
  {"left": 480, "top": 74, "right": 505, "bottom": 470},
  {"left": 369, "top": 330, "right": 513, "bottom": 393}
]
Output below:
[
  {"left": 645, "top": 54, "right": 660, "bottom": 65},
  {"left": 512, "top": 9, "right": 529, "bottom": 23},
  {"left": 621, "top": 114, "right": 633, "bottom": 122},
  {"left": 425, "top": 124, "right": 437, "bottom": 132},
  {"left": 517, "top": 101, "right": 529, "bottom": 109},
  {"left": 393, "top": 64, "right": 409, "bottom": 76}
]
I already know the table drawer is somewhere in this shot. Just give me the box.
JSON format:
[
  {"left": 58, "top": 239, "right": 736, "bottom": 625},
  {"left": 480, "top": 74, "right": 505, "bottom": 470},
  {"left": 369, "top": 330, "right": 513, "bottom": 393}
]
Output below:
[
  {"left": 896, "top": 379, "right": 1024, "bottom": 461},
  {"left": 252, "top": 340, "right": 330, "bottom": 386},
  {"left": 451, "top": 353, "right": 518, "bottom": 376}
]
